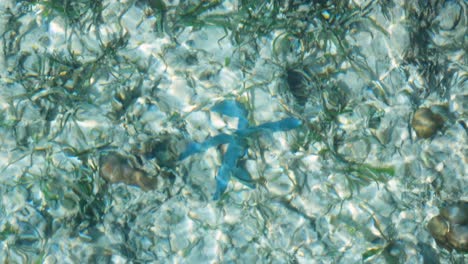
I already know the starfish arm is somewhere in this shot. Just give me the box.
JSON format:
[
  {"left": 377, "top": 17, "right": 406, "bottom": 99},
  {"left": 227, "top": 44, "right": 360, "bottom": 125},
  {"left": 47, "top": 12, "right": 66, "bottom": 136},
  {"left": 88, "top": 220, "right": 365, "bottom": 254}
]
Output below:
[
  {"left": 233, "top": 167, "right": 255, "bottom": 188},
  {"left": 212, "top": 139, "right": 247, "bottom": 200},
  {"left": 179, "top": 133, "right": 234, "bottom": 160},
  {"left": 237, "top": 117, "right": 249, "bottom": 130},
  {"left": 212, "top": 100, "right": 248, "bottom": 119},
  {"left": 201, "top": 133, "right": 234, "bottom": 149},
  {"left": 212, "top": 100, "right": 249, "bottom": 129},
  {"left": 179, "top": 142, "right": 202, "bottom": 160},
  {"left": 213, "top": 165, "right": 231, "bottom": 200}
]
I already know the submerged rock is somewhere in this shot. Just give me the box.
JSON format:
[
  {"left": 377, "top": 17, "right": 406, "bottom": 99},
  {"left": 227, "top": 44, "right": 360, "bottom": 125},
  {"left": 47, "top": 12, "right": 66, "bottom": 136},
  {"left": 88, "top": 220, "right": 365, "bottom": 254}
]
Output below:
[
  {"left": 427, "top": 201, "right": 468, "bottom": 252},
  {"left": 99, "top": 152, "right": 156, "bottom": 191},
  {"left": 411, "top": 108, "right": 444, "bottom": 138}
]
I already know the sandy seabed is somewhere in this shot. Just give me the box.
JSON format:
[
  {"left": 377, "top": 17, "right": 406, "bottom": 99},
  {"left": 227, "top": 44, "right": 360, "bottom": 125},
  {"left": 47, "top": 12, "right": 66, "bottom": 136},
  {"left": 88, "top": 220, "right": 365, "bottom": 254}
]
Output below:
[{"left": 0, "top": 0, "right": 466, "bottom": 263}]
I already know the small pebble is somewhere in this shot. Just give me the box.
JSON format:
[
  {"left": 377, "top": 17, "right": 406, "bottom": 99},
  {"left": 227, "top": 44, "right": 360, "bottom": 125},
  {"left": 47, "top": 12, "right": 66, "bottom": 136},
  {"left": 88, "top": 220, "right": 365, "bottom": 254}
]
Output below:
[
  {"left": 99, "top": 152, "right": 156, "bottom": 191},
  {"left": 411, "top": 108, "right": 444, "bottom": 138},
  {"left": 427, "top": 201, "right": 468, "bottom": 252}
]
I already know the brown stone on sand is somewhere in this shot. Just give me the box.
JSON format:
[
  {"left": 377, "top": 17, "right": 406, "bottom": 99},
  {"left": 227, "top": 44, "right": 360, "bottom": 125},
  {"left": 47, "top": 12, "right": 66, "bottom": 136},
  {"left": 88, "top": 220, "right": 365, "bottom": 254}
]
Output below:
[
  {"left": 411, "top": 108, "right": 444, "bottom": 138},
  {"left": 99, "top": 152, "right": 156, "bottom": 191}
]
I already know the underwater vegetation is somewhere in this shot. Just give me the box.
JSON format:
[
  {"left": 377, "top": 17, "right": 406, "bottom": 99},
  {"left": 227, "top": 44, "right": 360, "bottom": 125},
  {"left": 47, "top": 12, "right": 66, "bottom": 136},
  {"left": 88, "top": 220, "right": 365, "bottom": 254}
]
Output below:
[
  {"left": 179, "top": 100, "right": 301, "bottom": 200},
  {"left": 0, "top": 0, "right": 466, "bottom": 262}
]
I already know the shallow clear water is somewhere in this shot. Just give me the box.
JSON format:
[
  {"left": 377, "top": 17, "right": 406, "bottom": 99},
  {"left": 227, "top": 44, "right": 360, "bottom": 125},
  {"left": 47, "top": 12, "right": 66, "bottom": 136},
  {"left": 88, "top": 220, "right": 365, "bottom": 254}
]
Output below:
[{"left": 0, "top": 0, "right": 466, "bottom": 263}]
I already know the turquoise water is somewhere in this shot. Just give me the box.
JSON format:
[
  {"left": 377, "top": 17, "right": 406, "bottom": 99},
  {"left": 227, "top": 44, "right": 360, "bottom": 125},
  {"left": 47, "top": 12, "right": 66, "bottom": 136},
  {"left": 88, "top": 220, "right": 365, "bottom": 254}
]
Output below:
[{"left": 0, "top": 1, "right": 466, "bottom": 263}]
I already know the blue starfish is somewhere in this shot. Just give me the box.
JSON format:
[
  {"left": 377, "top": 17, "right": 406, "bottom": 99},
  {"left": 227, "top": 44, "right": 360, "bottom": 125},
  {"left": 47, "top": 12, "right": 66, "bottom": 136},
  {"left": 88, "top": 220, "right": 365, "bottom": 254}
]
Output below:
[{"left": 180, "top": 100, "right": 301, "bottom": 200}]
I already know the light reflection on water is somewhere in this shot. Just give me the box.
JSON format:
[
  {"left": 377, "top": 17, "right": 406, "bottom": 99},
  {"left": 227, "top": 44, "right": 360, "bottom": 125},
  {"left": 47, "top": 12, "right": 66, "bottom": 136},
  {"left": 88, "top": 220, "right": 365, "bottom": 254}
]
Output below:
[{"left": 0, "top": 0, "right": 467, "bottom": 263}]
